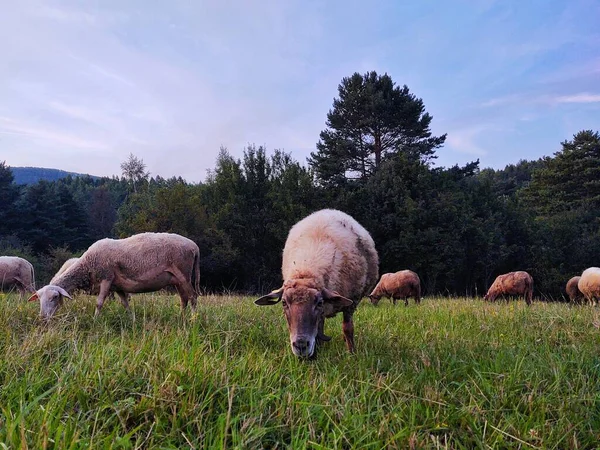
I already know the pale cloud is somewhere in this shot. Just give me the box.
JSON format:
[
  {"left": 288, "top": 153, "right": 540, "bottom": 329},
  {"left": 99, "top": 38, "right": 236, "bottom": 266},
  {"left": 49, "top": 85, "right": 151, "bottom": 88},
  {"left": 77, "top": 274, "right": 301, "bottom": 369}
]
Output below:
[
  {"left": 0, "top": 117, "right": 109, "bottom": 151},
  {"left": 553, "top": 93, "right": 600, "bottom": 104},
  {"left": 446, "top": 126, "right": 492, "bottom": 157}
]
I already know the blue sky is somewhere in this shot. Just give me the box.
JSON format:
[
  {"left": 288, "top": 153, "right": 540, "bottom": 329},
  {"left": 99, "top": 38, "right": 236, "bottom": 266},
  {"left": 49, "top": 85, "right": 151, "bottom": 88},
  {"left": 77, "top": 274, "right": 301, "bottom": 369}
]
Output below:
[{"left": 1, "top": 0, "right": 599, "bottom": 182}]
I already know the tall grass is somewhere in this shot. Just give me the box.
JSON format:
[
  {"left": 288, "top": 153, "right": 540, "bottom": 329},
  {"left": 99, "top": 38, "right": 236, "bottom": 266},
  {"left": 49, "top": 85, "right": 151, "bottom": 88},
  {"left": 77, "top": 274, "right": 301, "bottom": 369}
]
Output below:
[{"left": 1, "top": 293, "right": 599, "bottom": 448}]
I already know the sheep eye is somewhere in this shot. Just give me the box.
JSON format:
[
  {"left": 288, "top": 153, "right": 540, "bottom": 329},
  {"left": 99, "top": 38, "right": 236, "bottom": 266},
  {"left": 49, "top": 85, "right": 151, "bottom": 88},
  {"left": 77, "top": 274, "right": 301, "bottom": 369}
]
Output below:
[{"left": 282, "top": 300, "right": 289, "bottom": 308}]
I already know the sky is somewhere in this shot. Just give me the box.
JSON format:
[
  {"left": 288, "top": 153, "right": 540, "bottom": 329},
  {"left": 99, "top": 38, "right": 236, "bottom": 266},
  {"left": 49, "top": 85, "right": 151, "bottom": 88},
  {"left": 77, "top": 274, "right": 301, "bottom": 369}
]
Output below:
[{"left": 1, "top": 0, "right": 599, "bottom": 182}]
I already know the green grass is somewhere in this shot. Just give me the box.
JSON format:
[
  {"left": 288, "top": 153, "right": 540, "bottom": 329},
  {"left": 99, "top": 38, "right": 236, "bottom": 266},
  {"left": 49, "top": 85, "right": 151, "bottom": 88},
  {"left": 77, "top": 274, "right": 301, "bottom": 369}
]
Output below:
[{"left": 1, "top": 294, "right": 600, "bottom": 449}]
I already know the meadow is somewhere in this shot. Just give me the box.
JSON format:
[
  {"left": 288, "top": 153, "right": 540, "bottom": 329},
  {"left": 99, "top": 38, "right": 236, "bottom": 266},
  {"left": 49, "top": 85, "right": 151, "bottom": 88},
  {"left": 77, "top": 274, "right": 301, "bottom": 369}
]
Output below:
[{"left": 1, "top": 294, "right": 599, "bottom": 449}]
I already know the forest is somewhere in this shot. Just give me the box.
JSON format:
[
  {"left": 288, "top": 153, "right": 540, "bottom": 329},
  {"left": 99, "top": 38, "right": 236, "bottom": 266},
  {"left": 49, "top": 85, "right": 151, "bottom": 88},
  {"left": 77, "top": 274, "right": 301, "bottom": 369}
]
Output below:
[{"left": 1, "top": 71, "right": 598, "bottom": 299}]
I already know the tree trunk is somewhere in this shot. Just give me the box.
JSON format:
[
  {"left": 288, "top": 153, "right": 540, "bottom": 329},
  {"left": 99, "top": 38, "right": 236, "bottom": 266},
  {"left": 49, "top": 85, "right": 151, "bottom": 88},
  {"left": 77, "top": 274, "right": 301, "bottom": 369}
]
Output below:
[{"left": 374, "top": 132, "right": 382, "bottom": 168}]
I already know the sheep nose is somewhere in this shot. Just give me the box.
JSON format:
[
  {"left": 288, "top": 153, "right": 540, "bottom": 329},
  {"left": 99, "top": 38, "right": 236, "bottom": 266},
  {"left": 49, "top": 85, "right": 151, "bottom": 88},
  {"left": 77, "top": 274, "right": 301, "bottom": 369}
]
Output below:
[{"left": 293, "top": 338, "right": 309, "bottom": 355}]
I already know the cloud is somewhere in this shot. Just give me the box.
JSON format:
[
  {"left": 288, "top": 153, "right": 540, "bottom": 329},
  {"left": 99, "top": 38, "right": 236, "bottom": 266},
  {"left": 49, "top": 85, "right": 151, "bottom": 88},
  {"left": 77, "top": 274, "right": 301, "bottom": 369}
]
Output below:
[
  {"left": 446, "top": 126, "right": 493, "bottom": 157},
  {"left": 480, "top": 92, "right": 600, "bottom": 109},
  {"left": 0, "top": 117, "right": 109, "bottom": 150},
  {"left": 553, "top": 93, "right": 600, "bottom": 104}
]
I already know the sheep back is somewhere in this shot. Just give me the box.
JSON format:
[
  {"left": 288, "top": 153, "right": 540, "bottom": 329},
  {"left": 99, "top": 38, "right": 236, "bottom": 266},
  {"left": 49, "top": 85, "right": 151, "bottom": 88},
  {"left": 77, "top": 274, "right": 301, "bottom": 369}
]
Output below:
[{"left": 281, "top": 209, "right": 378, "bottom": 301}]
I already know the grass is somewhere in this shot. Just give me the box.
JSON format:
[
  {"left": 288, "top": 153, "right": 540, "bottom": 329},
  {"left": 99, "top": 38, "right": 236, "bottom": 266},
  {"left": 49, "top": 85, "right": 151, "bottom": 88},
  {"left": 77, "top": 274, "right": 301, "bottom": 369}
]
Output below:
[{"left": 1, "top": 294, "right": 600, "bottom": 449}]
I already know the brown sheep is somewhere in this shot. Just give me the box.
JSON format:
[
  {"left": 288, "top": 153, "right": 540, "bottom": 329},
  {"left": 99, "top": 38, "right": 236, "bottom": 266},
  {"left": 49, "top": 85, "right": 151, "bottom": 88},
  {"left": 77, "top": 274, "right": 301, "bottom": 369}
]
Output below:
[
  {"left": 369, "top": 270, "right": 421, "bottom": 306},
  {"left": 484, "top": 271, "right": 533, "bottom": 305},
  {"left": 578, "top": 268, "right": 600, "bottom": 306},
  {"left": 566, "top": 276, "right": 583, "bottom": 304},
  {"left": 254, "top": 209, "right": 379, "bottom": 358}
]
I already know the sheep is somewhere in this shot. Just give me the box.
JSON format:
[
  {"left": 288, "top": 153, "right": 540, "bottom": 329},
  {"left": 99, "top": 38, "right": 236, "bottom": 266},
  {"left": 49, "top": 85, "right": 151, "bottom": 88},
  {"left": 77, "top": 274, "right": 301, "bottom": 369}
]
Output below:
[
  {"left": 577, "top": 268, "right": 600, "bottom": 306},
  {"left": 566, "top": 276, "right": 584, "bottom": 304},
  {"left": 254, "top": 209, "right": 379, "bottom": 358},
  {"left": 483, "top": 271, "right": 533, "bottom": 305},
  {"left": 0, "top": 256, "right": 35, "bottom": 299},
  {"left": 369, "top": 270, "right": 421, "bottom": 306},
  {"left": 52, "top": 257, "right": 131, "bottom": 305},
  {"left": 28, "top": 232, "right": 200, "bottom": 319}
]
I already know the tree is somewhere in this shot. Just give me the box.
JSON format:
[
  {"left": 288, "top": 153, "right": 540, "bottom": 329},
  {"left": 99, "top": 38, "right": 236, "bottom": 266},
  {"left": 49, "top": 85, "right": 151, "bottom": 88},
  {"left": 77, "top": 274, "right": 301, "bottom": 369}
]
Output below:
[
  {"left": 88, "top": 186, "right": 117, "bottom": 240},
  {"left": 0, "top": 161, "right": 20, "bottom": 237},
  {"left": 121, "top": 153, "right": 150, "bottom": 193},
  {"left": 309, "top": 71, "right": 446, "bottom": 186},
  {"left": 521, "top": 130, "right": 600, "bottom": 215}
]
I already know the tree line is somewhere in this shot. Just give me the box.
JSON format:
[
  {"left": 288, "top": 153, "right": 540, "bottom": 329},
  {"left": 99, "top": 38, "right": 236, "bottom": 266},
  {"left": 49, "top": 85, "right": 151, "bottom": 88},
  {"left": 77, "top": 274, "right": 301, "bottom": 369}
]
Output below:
[{"left": 1, "top": 71, "right": 598, "bottom": 299}]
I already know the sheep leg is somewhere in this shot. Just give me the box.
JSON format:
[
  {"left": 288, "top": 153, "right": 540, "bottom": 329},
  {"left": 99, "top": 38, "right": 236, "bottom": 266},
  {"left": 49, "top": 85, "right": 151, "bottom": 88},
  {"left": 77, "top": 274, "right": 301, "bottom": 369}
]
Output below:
[
  {"left": 392, "top": 297, "right": 397, "bottom": 306},
  {"left": 169, "top": 269, "right": 197, "bottom": 312},
  {"left": 342, "top": 310, "right": 355, "bottom": 353},
  {"left": 117, "top": 291, "right": 130, "bottom": 310},
  {"left": 404, "top": 297, "right": 409, "bottom": 307},
  {"left": 317, "top": 316, "right": 331, "bottom": 342},
  {"left": 175, "top": 281, "right": 196, "bottom": 311},
  {"left": 95, "top": 280, "right": 112, "bottom": 317}
]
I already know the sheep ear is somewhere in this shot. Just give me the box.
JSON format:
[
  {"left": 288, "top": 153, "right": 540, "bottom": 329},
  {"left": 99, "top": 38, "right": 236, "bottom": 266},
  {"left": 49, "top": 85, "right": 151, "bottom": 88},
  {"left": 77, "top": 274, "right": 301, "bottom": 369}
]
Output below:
[
  {"left": 322, "top": 288, "right": 353, "bottom": 309},
  {"left": 254, "top": 288, "right": 284, "bottom": 306},
  {"left": 51, "top": 286, "right": 72, "bottom": 300},
  {"left": 28, "top": 292, "right": 39, "bottom": 302}
]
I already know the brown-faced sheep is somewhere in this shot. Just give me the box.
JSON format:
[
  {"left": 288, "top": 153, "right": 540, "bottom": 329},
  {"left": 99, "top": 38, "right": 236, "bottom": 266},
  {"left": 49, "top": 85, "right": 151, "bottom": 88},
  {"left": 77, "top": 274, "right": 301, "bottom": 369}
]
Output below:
[
  {"left": 577, "top": 268, "right": 600, "bottom": 306},
  {"left": 254, "top": 209, "right": 379, "bottom": 358},
  {"left": 484, "top": 271, "right": 533, "bottom": 305},
  {"left": 0, "top": 256, "right": 35, "bottom": 299},
  {"left": 29, "top": 232, "right": 200, "bottom": 319},
  {"left": 566, "top": 276, "right": 584, "bottom": 304},
  {"left": 369, "top": 270, "right": 421, "bottom": 306}
]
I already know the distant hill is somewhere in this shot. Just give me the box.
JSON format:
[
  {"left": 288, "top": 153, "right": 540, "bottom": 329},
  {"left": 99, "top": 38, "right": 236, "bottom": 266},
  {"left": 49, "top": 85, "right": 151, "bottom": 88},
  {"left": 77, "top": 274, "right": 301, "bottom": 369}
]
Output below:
[{"left": 10, "top": 167, "right": 100, "bottom": 185}]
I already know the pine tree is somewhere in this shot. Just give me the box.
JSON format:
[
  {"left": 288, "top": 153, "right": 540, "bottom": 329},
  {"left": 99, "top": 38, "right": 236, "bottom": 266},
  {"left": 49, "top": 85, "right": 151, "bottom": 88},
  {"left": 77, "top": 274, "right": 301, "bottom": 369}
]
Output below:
[{"left": 309, "top": 71, "right": 446, "bottom": 186}]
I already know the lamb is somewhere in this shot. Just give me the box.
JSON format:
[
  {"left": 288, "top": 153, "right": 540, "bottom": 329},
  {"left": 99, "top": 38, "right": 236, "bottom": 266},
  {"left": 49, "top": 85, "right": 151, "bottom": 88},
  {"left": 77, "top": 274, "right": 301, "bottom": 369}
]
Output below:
[
  {"left": 0, "top": 256, "right": 35, "bottom": 299},
  {"left": 566, "top": 276, "right": 584, "bottom": 304},
  {"left": 577, "top": 267, "right": 600, "bottom": 306},
  {"left": 28, "top": 232, "right": 200, "bottom": 319},
  {"left": 483, "top": 271, "right": 533, "bottom": 305},
  {"left": 369, "top": 270, "right": 421, "bottom": 306},
  {"left": 255, "top": 209, "right": 379, "bottom": 358}
]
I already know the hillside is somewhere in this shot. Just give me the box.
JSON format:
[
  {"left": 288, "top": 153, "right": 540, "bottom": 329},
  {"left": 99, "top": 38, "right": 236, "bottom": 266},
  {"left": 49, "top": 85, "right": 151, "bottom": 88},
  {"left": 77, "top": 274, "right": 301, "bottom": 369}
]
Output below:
[{"left": 10, "top": 166, "right": 100, "bottom": 184}]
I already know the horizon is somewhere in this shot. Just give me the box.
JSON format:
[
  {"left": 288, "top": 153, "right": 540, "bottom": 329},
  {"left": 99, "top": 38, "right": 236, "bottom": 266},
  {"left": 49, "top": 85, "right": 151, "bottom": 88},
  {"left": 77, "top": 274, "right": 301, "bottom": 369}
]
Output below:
[{"left": 1, "top": 0, "right": 599, "bottom": 182}]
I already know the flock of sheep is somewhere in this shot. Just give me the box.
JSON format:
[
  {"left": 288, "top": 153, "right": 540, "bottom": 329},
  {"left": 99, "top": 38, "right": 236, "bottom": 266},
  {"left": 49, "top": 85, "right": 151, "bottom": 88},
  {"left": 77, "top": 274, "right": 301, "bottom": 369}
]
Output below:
[{"left": 1, "top": 208, "right": 599, "bottom": 359}]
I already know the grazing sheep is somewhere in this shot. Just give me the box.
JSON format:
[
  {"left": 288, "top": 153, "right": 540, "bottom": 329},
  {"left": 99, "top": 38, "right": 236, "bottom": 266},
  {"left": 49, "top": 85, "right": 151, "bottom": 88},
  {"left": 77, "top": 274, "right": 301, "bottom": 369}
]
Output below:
[
  {"left": 484, "top": 271, "right": 534, "bottom": 305},
  {"left": 369, "top": 270, "right": 421, "bottom": 306},
  {"left": 255, "top": 209, "right": 379, "bottom": 358},
  {"left": 577, "top": 268, "right": 600, "bottom": 306},
  {"left": 0, "top": 256, "right": 35, "bottom": 299},
  {"left": 566, "top": 276, "right": 584, "bottom": 304},
  {"left": 29, "top": 232, "right": 200, "bottom": 319}
]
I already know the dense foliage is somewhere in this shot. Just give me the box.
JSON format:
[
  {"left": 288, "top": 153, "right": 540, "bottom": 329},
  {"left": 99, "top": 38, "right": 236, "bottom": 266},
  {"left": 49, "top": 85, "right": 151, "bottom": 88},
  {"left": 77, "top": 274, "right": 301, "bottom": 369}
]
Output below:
[{"left": 1, "top": 71, "right": 598, "bottom": 298}]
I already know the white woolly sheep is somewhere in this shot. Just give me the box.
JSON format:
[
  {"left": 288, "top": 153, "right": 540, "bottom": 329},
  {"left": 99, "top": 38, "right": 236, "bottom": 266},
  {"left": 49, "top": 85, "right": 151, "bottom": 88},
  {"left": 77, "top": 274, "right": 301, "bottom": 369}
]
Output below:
[
  {"left": 578, "top": 267, "right": 600, "bottom": 306},
  {"left": 255, "top": 209, "right": 379, "bottom": 358},
  {"left": 29, "top": 232, "right": 200, "bottom": 319},
  {"left": 0, "top": 256, "right": 35, "bottom": 299}
]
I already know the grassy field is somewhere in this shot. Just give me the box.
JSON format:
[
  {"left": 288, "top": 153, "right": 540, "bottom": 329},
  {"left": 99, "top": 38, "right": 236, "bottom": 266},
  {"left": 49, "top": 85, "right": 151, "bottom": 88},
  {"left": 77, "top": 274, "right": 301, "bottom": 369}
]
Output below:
[{"left": 1, "top": 294, "right": 600, "bottom": 449}]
